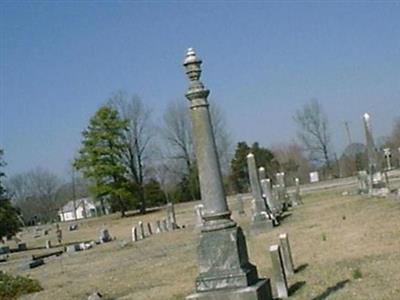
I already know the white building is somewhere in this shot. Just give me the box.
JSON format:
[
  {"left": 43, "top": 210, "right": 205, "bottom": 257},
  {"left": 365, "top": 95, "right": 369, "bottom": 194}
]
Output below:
[{"left": 58, "top": 198, "right": 97, "bottom": 222}]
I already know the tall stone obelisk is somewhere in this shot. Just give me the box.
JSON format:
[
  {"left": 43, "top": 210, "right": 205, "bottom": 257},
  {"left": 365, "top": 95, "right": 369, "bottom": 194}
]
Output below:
[
  {"left": 184, "top": 48, "right": 272, "bottom": 300},
  {"left": 247, "top": 153, "right": 273, "bottom": 232},
  {"left": 362, "top": 113, "right": 385, "bottom": 190}
]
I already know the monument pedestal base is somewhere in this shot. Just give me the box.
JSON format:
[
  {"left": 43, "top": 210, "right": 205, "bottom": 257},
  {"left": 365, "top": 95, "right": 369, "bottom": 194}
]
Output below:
[{"left": 186, "top": 279, "right": 272, "bottom": 300}]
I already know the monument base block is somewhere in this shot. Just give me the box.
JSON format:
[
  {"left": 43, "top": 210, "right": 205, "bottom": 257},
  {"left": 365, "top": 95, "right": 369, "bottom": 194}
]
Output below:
[{"left": 186, "top": 279, "right": 273, "bottom": 300}]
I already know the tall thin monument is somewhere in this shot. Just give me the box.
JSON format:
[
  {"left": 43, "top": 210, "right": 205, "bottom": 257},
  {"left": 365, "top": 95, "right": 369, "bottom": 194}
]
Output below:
[{"left": 183, "top": 48, "right": 272, "bottom": 299}]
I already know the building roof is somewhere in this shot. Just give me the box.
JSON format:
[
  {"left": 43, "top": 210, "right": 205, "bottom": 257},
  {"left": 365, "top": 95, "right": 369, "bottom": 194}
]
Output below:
[{"left": 59, "top": 198, "right": 94, "bottom": 213}]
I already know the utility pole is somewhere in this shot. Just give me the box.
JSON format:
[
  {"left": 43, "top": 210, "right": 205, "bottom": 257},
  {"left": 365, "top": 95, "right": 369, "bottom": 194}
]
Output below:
[
  {"left": 344, "top": 121, "right": 352, "bottom": 145},
  {"left": 71, "top": 167, "right": 77, "bottom": 220}
]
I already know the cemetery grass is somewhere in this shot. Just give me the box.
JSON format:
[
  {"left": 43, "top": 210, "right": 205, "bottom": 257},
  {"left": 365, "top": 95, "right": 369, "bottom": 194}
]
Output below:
[{"left": 2, "top": 190, "right": 400, "bottom": 299}]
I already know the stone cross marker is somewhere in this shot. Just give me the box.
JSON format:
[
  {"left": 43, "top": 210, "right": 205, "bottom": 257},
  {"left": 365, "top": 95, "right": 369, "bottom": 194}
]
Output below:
[
  {"left": 247, "top": 153, "right": 273, "bottom": 233},
  {"left": 269, "top": 244, "right": 288, "bottom": 299},
  {"left": 183, "top": 48, "right": 272, "bottom": 300}
]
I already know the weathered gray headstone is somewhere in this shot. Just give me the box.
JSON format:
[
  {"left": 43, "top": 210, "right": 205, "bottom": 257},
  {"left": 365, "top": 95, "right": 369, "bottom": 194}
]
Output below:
[
  {"left": 155, "top": 220, "right": 162, "bottom": 234},
  {"left": 247, "top": 153, "right": 273, "bottom": 233},
  {"left": 147, "top": 223, "right": 153, "bottom": 235},
  {"left": 161, "top": 219, "right": 169, "bottom": 232},
  {"left": 194, "top": 204, "right": 204, "bottom": 229},
  {"left": 45, "top": 240, "right": 52, "bottom": 249},
  {"left": 276, "top": 172, "right": 288, "bottom": 209},
  {"left": 0, "top": 254, "right": 8, "bottom": 262},
  {"left": 279, "top": 233, "right": 294, "bottom": 276},
  {"left": 99, "top": 228, "right": 111, "bottom": 243},
  {"left": 258, "top": 167, "right": 266, "bottom": 181},
  {"left": 132, "top": 226, "right": 138, "bottom": 242},
  {"left": 261, "top": 179, "right": 279, "bottom": 218},
  {"left": 17, "top": 243, "right": 27, "bottom": 251},
  {"left": 29, "top": 259, "right": 44, "bottom": 269},
  {"left": 357, "top": 170, "right": 369, "bottom": 194},
  {"left": 269, "top": 244, "right": 288, "bottom": 298},
  {"left": 236, "top": 194, "right": 245, "bottom": 215},
  {"left": 183, "top": 48, "right": 272, "bottom": 300},
  {"left": 66, "top": 244, "right": 80, "bottom": 253},
  {"left": 271, "top": 184, "right": 282, "bottom": 212},
  {"left": 138, "top": 221, "right": 145, "bottom": 239},
  {"left": 88, "top": 292, "right": 102, "bottom": 300},
  {"left": 0, "top": 246, "right": 10, "bottom": 254},
  {"left": 166, "top": 202, "right": 178, "bottom": 230},
  {"left": 383, "top": 148, "right": 392, "bottom": 171},
  {"left": 294, "top": 177, "right": 303, "bottom": 205}
]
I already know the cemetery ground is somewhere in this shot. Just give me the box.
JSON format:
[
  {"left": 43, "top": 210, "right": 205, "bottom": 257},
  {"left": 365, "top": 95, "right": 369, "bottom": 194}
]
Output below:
[{"left": 2, "top": 186, "right": 400, "bottom": 300}]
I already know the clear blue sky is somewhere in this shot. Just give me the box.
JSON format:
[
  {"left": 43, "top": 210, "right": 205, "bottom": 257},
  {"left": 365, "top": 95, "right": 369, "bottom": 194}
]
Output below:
[{"left": 1, "top": 2, "right": 399, "bottom": 177}]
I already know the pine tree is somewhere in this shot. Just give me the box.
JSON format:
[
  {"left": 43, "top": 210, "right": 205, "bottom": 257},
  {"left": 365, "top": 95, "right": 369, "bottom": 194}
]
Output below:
[
  {"left": 230, "top": 142, "right": 280, "bottom": 193},
  {"left": 0, "top": 149, "right": 21, "bottom": 238},
  {"left": 74, "top": 106, "right": 133, "bottom": 217}
]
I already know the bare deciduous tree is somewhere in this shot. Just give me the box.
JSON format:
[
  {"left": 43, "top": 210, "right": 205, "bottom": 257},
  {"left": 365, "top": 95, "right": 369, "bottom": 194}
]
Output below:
[
  {"left": 293, "top": 99, "right": 332, "bottom": 172},
  {"left": 162, "top": 100, "right": 194, "bottom": 176},
  {"left": 162, "top": 99, "right": 232, "bottom": 176},
  {"left": 6, "top": 168, "right": 62, "bottom": 223},
  {"left": 108, "top": 91, "right": 155, "bottom": 214},
  {"left": 271, "top": 142, "right": 312, "bottom": 183},
  {"left": 161, "top": 99, "right": 233, "bottom": 200}
]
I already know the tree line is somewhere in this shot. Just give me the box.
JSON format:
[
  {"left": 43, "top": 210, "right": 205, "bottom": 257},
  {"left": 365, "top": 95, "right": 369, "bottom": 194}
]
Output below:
[{"left": 3, "top": 95, "right": 400, "bottom": 226}]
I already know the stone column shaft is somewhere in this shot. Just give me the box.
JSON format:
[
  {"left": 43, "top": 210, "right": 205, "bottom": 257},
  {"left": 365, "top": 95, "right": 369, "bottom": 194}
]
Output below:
[{"left": 184, "top": 48, "right": 271, "bottom": 299}]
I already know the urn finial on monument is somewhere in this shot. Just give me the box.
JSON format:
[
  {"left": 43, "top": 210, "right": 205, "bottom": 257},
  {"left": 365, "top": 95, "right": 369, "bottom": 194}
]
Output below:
[{"left": 183, "top": 48, "right": 210, "bottom": 105}]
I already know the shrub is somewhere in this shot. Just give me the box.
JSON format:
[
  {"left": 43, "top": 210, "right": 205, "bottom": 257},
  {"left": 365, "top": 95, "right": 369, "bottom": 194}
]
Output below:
[
  {"left": 352, "top": 268, "right": 363, "bottom": 279},
  {"left": 0, "top": 271, "right": 42, "bottom": 300}
]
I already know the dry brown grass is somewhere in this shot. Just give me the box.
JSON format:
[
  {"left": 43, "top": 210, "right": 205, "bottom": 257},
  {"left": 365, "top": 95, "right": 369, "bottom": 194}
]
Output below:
[{"left": 2, "top": 189, "right": 400, "bottom": 300}]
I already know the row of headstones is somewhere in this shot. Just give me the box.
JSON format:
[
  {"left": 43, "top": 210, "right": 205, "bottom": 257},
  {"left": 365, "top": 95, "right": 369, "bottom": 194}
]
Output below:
[
  {"left": 247, "top": 152, "right": 303, "bottom": 229},
  {"left": 257, "top": 169, "right": 303, "bottom": 216},
  {"left": 131, "top": 202, "right": 179, "bottom": 242},
  {"left": 194, "top": 171, "right": 303, "bottom": 229},
  {"left": 132, "top": 218, "right": 176, "bottom": 242},
  {"left": 357, "top": 170, "right": 392, "bottom": 197}
]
